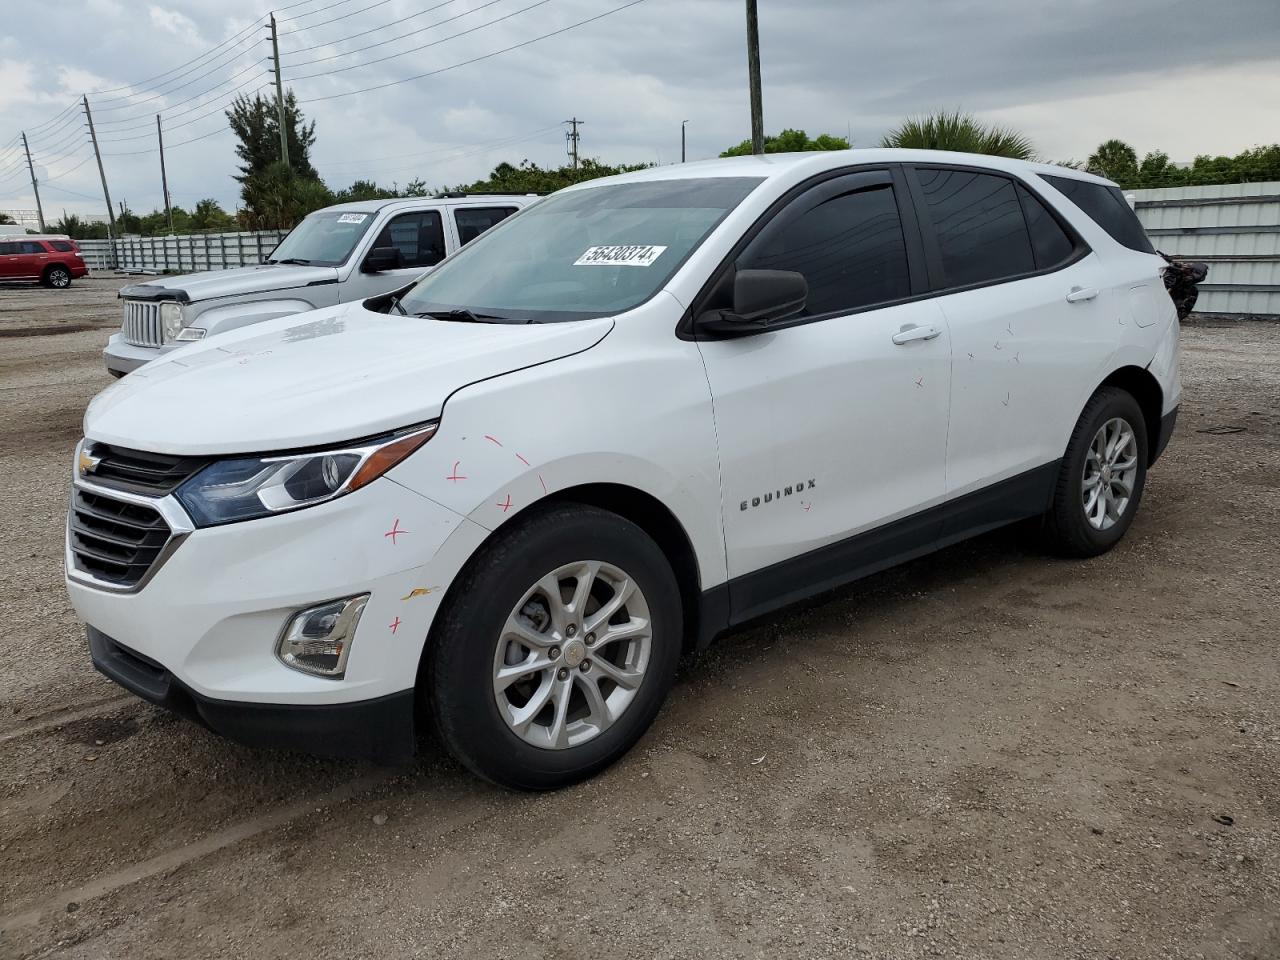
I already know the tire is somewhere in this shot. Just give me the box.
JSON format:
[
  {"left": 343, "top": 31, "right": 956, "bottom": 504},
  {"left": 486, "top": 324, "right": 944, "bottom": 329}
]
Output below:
[
  {"left": 43, "top": 265, "right": 71, "bottom": 289},
  {"left": 1043, "top": 386, "right": 1149, "bottom": 558},
  {"left": 426, "top": 504, "right": 682, "bottom": 790}
]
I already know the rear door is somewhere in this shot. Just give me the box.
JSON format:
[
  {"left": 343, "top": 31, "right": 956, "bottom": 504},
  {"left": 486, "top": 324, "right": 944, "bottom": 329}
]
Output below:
[
  {"left": 695, "top": 167, "right": 952, "bottom": 615},
  {"left": 13, "top": 240, "right": 49, "bottom": 278},
  {"left": 905, "top": 164, "right": 1111, "bottom": 499},
  {"left": 452, "top": 205, "right": 519, "bottom": 247}
]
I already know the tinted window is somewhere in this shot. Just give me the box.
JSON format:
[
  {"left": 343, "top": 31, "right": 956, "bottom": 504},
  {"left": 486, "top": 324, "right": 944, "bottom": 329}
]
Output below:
[
  {"left": 1041, "top": 175, "right": 1155, "bottom": 254},
  {"left": 0, "top": 242, "right": 19, "bottom": 254},
  {"left": 20, "top": 241, "right": 46, "bottom": 254},
  {"left": 454, "top": 206, "right": 517, "bottom": 245},
  {"left": 916, "top": 169, "right": 1034, "bottom": 287},
  {"left": 373, "top": 211, "right": 446, "bottom": 268},
  {"left": 1018, "top": 185, "right": 1076, "bottom": 269},
  {"left": 738, "top": 173, "right": 911, "bottom": 316},
  {"left": 50, "top": 240, "right": 74, "bottom": 252}
]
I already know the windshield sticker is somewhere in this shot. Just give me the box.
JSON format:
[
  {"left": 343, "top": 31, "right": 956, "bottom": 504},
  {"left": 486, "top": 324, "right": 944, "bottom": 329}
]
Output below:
[
  {"left": 336, "top": 213, "right": 368, "bottom": 224},
  {"left": 573, "top": 244, "right": 668, "bottom": 267}
]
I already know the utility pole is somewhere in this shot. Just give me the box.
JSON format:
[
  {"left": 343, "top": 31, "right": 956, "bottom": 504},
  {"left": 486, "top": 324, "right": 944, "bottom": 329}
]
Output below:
[
  {"left": 20, "top": 132, "right": 45, "bottom": 232},
  {"left": 744, "top": 0, "right": 764, "bottom": 155},
  {"left": 681, "top": 120, "right": 688, "bottom": 163},
  {"left": 269, "top": 13, "right": 291, "bottom": 167},
  {"left": 564, "top": 117, "right": 582, "bottom": 171},
  {"left": 83, "top": 95, "right": 117, "bottom": 245},
  {"left": 157, "top": 115, "right": 173, "bottom": 233}
]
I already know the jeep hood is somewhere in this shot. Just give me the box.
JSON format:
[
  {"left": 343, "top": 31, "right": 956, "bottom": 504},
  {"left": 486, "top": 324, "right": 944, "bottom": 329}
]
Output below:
[
  {"left": 85, "top": 303, "right": 614, "bottom": 455},
  {"left": 119, "top": 263, "right": 339, "bottom": 304}
]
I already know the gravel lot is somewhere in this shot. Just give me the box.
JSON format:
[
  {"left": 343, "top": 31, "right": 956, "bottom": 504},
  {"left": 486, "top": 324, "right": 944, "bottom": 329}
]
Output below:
[{"left": 1, "top": 275, "right": 1277, "bottom": 960}]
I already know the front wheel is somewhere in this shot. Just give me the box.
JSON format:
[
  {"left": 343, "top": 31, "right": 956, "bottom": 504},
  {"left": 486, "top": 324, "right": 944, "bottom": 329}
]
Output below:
[
  {"left": 1043, "top": 386, "right": 1149, "bottom": 557},
  {"left": 426, "top": 504, "right": 682, "bottom": 790}
]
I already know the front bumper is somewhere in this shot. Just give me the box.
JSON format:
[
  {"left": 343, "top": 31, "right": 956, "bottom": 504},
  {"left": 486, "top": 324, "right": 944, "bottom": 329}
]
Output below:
[
  {"left": 90, "top": 627, "right": 417, "bottom": 763},
  {"left": 103, "top": 333, "right": 182, "bottom": 376}
]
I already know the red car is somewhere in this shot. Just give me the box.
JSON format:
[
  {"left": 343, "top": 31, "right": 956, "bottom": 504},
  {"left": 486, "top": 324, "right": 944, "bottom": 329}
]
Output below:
[{"left": 0, "top": 234, "right": 90, "bottom": 288}]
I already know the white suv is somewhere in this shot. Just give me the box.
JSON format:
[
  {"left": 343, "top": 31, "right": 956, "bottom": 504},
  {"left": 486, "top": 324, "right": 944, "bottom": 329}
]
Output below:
[
  {"left": 67, "top": 150, "right": 1180, "bottom": 789},
  {"left": 104, "top": 194, "right": 536, "bottom": 377}
]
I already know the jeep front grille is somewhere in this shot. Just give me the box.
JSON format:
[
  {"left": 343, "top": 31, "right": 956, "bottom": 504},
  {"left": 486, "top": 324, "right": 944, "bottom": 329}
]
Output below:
[
  {"left": 69, "top": 489, "right": 173, "bottom": 588},
  {"left": 121, "top": 300, "right": 163, "bottom": 347}
]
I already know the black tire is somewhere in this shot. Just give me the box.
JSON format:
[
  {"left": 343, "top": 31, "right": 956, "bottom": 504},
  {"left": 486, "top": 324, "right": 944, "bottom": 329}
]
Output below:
[
  {"left": 426, "top": 504, "right": 682, "bottom": 790},
  {"left": 42, "top": 265, "right": 71, "bottom": 289},
  {"left": 1043, "top": 386, "right": 1149, "bottom": 558}
]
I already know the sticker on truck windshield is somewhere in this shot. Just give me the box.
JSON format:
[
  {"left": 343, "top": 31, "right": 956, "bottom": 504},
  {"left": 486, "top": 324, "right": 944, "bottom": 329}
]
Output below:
[
  {"left": 574, "top": 245, "right": 668, "bottom": 267},
  {"left": 336, "top": 213, "right": 368, "bottom": 224}
]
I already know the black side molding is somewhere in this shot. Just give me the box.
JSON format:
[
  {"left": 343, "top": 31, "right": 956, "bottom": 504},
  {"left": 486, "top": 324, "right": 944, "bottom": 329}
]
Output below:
[
  {"left": 694, "top": 460, "right": 1061, "bottom": 643},
  {"left": 1150, "top": 406, "right": 1178, "bottom": 465}
]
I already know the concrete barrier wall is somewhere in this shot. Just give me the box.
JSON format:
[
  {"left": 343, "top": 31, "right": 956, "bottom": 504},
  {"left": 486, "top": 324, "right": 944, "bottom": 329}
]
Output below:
[
  {"left": 1132, "top": 181, "right": 1280, "bottom": 318},
  {"left": 80, "top": 230, "right": 288, "bottom": 274}
]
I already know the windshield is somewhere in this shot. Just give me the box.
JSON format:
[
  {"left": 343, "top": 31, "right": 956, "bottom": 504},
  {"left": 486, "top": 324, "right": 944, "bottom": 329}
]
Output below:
[
  {"left": 397, "top": 177, "right": 763, "bottom": 322},
  {"left": 266, "top": 210, "right": 376, "bottom": 267}
]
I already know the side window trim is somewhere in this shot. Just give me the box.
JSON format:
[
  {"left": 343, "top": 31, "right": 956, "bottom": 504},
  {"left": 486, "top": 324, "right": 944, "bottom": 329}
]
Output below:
[
  {"left": 905, "top": 162, "right": 1091, "bottom": 297},
  {"left": 377, "top": 209, "right": 446, "bottom": 269},
  {"left": 682, "top": 163, "right": 931, "bottom": 339}
]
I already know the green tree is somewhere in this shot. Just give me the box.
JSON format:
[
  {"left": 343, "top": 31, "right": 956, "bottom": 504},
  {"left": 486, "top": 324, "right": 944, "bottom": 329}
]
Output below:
[
  {"left": 0, "top": 213, "right": 14, "bottom": 225},
  {"left": 880, "top": 111, "right": 1034, "bottom": 159},
  {"left": 49, "top": 213, "right": 109, "bottom": 240},
  {"left": 190, "top": 198, "right": 237, "bottom": 231},
  {"left": 238, "top": 161, "right": 334, "bottom": 230},
  {"left": 227, "top": 91, "right": 321, "bottom": 226},
  {"left": 332, "top": 179, "right": 398, "bottom": 203},
  {"left": 447, "top": 158, "right": 651, "bottom": 195},
  {"left": 1086, "top": 139, "right": 1139, "bottom": 185},
  {"left": 720, "top": 128, "right": 851, "bottom": 157}
]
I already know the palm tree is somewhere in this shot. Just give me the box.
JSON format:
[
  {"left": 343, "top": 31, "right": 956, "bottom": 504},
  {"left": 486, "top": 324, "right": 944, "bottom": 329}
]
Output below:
[{"left": 880, "top": 111, "right": 1035, "bottom": 160}]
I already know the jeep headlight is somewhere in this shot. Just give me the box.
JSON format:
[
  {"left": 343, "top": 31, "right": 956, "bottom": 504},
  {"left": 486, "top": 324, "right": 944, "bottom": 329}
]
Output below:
[
  {"left": 159, "top": 302, "right": 185, "bottom": 343},
  {"left": 175, "top": 422, "right": 437, "bottom": 526}
]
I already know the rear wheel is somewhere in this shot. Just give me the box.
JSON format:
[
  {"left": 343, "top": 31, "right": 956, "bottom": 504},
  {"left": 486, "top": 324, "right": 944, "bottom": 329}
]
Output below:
[
  {"left": 1043, "top": 386, "right": 1148, "bottom": 557},
  {"left": 42, "top": 265, "right": 71, "bottom": 289},
  {"left": 427, "top": 504, "right": 682, "bottom": 790}
]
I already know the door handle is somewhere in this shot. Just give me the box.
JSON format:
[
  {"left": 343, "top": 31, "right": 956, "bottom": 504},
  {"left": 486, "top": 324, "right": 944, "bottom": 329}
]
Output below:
[
  {"left": 892, "top": 324, "right": 942, "bottom": 345},
  {"left": 1066, "top": 286, "right": 1098, "bottom": 303}
]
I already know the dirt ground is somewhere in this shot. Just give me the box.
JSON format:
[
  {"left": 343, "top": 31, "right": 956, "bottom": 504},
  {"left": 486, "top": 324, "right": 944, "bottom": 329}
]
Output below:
[{"left": 0, "top": 275, "right": 1277, "bottom": 960}]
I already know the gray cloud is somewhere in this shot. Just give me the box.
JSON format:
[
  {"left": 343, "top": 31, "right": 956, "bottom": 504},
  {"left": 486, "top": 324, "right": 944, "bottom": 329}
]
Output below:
[{"left": 2, "top": 0, "right": 1276, "bottom": 220}]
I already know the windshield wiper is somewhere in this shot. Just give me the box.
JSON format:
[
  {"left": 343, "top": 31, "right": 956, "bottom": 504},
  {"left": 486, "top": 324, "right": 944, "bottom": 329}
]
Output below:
[
  {"left": 266, "top": 257, "right": 313, "bottom": 265},
  {"left": 389, "top": 297, "right": 408, "bottom": 316},
  {"left": 414, "top": 308, "right": 512, "bottom": 324}
]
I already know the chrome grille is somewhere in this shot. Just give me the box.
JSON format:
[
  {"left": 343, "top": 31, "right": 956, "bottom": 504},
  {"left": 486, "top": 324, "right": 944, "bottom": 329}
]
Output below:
[
  {"left": 69, "top": 489, "right": 172, "bottom": 588},
  {"left": 121, "top": 299, "right": 162, "bottom": 347}
]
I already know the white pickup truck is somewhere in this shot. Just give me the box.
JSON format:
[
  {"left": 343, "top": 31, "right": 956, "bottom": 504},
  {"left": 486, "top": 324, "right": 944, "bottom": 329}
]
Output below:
[{"left": 104, "top": 194, "right": 538, "bottom": 376}]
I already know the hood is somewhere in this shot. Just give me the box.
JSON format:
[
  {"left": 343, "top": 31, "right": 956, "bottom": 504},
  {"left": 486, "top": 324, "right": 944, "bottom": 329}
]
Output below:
[
  {"left": 120, "top": 263, "right": 339, "bottom": 304},
  {"left": 85, "top": 303, "right": 614, "bottom": 455}
]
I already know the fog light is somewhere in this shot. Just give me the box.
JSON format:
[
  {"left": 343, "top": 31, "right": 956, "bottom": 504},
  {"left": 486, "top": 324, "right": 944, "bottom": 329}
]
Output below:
[{"left": 276, "top": 594, "right": 369, "bottom": 679}]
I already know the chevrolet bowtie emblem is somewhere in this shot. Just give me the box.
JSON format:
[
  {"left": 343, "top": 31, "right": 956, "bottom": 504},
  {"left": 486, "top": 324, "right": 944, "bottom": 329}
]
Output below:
[{"left": 78, "top": 449, "right": 102, "bottom": 476}]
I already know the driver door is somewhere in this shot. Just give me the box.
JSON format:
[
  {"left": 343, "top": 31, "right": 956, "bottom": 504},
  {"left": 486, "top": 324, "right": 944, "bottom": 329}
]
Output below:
[
  {"left": 695, "top": 168, "right": 952, "bottom": 621},
  {"left": 341, "top": 209, "right": 448, "bottom": 301}
]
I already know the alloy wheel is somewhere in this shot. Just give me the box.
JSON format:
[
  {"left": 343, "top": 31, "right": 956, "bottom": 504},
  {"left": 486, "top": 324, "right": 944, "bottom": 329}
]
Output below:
[
  {"left": 1082, "top": 417, "right": 1138, "bottom": 531},
  {"left": 493, "top": 560, "right": 652, "bottom": 750}
]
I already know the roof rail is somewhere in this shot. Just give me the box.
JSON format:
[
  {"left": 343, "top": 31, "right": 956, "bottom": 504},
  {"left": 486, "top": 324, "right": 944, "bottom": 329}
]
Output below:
[{"left": 433, "top": 191, "right": 543, "bottom": 199}]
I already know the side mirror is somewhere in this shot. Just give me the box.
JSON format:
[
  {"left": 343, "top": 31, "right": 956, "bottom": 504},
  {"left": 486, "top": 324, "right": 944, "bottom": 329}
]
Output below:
[
  {"left": 362, "top": 246, "right": 402, "bottom": 273},
  {"left": 697, "top": 269, "right": 808, "bottom": 337}
]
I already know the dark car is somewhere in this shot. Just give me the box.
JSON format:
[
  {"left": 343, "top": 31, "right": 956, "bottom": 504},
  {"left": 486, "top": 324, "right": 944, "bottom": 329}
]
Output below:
[{"left": 0, "top": 234, "right": 90, "bottom": 288}]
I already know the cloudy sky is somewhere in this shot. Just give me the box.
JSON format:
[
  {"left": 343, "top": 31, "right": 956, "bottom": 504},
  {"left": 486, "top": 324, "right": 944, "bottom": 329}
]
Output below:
[{"left": 1, "top": 0, "right": 1277, "bottom": 222}]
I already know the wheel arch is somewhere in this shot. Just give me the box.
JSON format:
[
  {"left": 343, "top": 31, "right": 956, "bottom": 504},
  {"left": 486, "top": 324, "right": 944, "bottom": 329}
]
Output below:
[
  {"left": 42, "top": 262, "right": 71, "bottom": 284},
  {"left": 1096, "top": 365, "right": 1163, "bottom": 465}
]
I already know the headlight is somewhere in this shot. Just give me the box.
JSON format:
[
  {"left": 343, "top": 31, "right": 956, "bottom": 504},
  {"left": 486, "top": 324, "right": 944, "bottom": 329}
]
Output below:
[
  {"left": 159, "top": 302, "right": 184, "bottom": 343},
  {"left": 175, "top": 422, "right": 437, "bottom": 526}
]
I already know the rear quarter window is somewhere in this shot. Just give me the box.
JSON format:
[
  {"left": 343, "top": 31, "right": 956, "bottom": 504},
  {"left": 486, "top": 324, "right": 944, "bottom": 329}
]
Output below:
[
  {"left": 1041, "top": 175, "right": 1155, "bottom": 254},
  {"left": 49, "top": 240, "right": 74, "bottom": 252}
]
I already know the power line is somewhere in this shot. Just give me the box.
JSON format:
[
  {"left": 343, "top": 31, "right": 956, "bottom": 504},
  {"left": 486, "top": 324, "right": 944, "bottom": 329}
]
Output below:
[
  {"left": 94, "top": 78, "right": 270, "bottom": 142},
  {"left": 285, "top": 0, "right": 507, "bottom": 70},
  {"left": 286, "top": 0, "right": 554, "bottom": 82},
  {"left": 297, "top": 0, "right": 650, "bottom": 103},
  {"left": 317, "top": 124, "right": 563, "bottom": 169},
  {"left": 89, "top": 28, "right": 266, "bottom": 106},
  {"left": 281, "top": 0, "right": 465, "bottom": 55},
  {"left": 92, "top": 58, "right": 268, "bottom": 117},
  {"left": 279, "top": 0, "right": 391, "bottom": 27}
]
